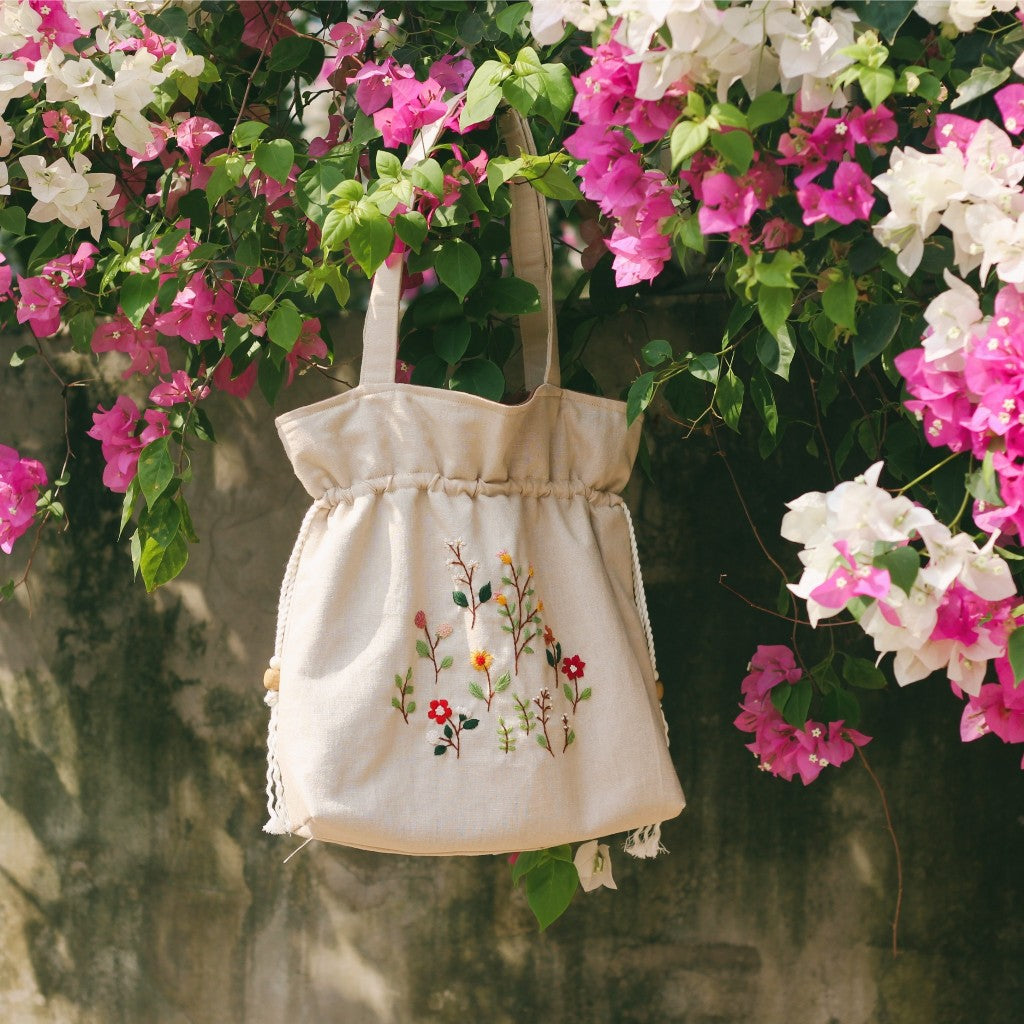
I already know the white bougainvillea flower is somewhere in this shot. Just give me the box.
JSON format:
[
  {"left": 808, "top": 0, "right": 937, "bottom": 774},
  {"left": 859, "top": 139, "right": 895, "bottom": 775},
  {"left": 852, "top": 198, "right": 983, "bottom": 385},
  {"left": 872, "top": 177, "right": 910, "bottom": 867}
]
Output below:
[
  {"left": 20, "top": 154, "right": 117, "bottom": 240},
  {"left": 920, "top": 271, "right": 986, "bottom": 369},
  {"left": 574, "top": 839, "right": 617, "bottom": 892},
  {"left": 0, "top": 58, "right": 32, "bottom": 114},
  {"left": 48, "top": 58, "right": 115, "bottom": 119}
]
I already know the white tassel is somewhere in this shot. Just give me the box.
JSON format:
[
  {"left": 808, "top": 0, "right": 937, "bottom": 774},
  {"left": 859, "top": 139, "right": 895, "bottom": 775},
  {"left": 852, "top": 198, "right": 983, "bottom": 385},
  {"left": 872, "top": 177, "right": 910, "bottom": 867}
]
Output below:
[
  {"left": 623, "top": 822, "right": 666, "bottom": 860},
  {"left": 622, "top": 504, "right": 669, "bottom": 858},
  {"left": 263, "top": 501, "right": 323, "bottom": 835}
]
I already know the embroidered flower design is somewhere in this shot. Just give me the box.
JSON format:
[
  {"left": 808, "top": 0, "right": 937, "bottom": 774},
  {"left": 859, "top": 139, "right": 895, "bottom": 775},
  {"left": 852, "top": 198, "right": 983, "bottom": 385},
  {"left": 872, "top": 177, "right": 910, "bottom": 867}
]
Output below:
[
  {"left": 438, "top": 623, "right": 453, "bottom": 640},
  {"left": 498, "top": 550, "right": 512, "bottom": 565},
  {"left": 446, "top": 538, "right": 492, "bottom": 626},
  {"left": 543, "top": 626, "right": 556, "bottom": 646},
  {"left": 561, "top": 655, "right": 586, "bottom": 680},
  {"left": 496, "top": 550, "right": 544, "bottom": 673},
  {"left": 470, "top": 650, "right": 493, "bottom": 672},
  {"left": 428, "top": 699, "right": 452, "bottom": 725},
  {"left": 416, "top": 611, "right": 454, "bottom": 684},
  {"left": 414, "top": 610, "right": 426, "bottom": 629}
]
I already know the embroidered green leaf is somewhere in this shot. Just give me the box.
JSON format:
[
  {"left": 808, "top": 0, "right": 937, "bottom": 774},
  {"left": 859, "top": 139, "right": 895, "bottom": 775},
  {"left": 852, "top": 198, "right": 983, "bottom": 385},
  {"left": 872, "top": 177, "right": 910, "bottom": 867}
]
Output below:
[
  {"left": 501, "top": 624, "right": 513, "bottom": 633},
  {"left": 495, "top": 672, "right": 511, "bottom": 693},
  {"left": 537, "top": 735, "right": 548, "bottom": 748},
  {"left": 523, "top": 646, "right": 533, "bottom": 655},
  {"left": 567, "top": 730, "right": 575, "bottom": 745},
  {"left": 546, "top": 650, "right": 556, "bottom": 667},
  {"left": 478, "top": 582, "right": 492, "bottom": 603},
  {"left": 469, "top": 682, "right": 485, "bottom": 701},
  {"left": 416, "top": 640, "right": 430, "bottom": 658},
  {"left": 463, "top": 719, "right": 479, "bottom": 730},
  {"left": 434, "top": 745, "right": 447, "bottom": 756},
  {"left": 395, "top": 674, "right": 404, "bottom": 688},
  {"left": 440, "top": 656, "right": 453, "bottom": 670},
  {"left": 391, "top": 697, "right": 401, "bottom": 709},
  {"left": 501, "top": 576, "right": 512, "bottom": 585},
  {"left": 579, "top": 688, "right": 592, "bottom": 701},
  {"left": 563, "top": 683, "right": 573, "bottom": 702},
  {"left": 407, "top": 701, "right": 416, "bottom": 714},
  {"left": 453, "top": 590, "right": 469, "bottom": 608},
  {"left": 443, "top": 724, "right": 453, "bottom": 739}
]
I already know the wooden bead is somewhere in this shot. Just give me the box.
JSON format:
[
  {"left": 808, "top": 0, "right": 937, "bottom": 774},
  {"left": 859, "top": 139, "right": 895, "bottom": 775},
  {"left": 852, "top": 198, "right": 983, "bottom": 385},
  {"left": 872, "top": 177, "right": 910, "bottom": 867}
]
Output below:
[
  {"left": 655, "top": 679, "right": 664, "bottom": 701},
  {"left": 263, "top": 667, "right": 281, "bottom": 691}
]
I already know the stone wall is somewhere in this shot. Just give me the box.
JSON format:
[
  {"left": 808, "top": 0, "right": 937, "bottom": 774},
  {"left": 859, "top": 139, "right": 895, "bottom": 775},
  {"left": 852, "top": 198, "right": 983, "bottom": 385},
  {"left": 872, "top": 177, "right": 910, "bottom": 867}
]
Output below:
[{"left": 1, "top": 309, "right": 1023, "bottom": 1024}]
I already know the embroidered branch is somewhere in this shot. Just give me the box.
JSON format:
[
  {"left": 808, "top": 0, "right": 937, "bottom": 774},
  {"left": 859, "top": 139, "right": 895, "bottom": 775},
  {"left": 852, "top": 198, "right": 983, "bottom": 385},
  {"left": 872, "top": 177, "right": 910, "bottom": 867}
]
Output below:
[
  {"left": 560, "top": 653, "right": 591, "bottom": 713},
  {"left": 428, "top": 699, "right": 479, "bottom": 759},
  {"left": 468, "top": 648, "right": 510, "bottom": 711},
  {"left": 415, "top": 610, "right": 453, "bottom": 685},
  {"left": 391, "top": 667, "right": 415, "bottom": 723},
  {"left": 497, "top": 717, "right": 517, "bottom": 753},
  {"left": 514, "top": 693, "right": 536, "bottom": 735},
  {"left": 544, "top": 627, "right": 563, "bottom": 694},
  {"left": 534, "top": 688, "right": 555, "bottom": 758},
  {"left": 496, "top": 551, "right": 543, "bottom": 674},
  {"left": 446, "top": 538, "right": 492, "bottom": 627},
  {"left": 562, "top": 713, "right": 575, "bottom": 753}
]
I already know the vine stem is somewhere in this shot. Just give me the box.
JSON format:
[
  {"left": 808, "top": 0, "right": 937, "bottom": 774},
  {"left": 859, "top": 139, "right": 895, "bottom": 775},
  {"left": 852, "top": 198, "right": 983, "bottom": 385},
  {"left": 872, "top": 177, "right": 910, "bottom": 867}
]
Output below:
[
  {"left": 895, "top": 451, "right": 960, "bottom": 495},
  {"left": 717, "top": 575, "right": 856, "bottom": 629},
  {"left": 857, "top": 747, "right": 903, "bottom": 958}
]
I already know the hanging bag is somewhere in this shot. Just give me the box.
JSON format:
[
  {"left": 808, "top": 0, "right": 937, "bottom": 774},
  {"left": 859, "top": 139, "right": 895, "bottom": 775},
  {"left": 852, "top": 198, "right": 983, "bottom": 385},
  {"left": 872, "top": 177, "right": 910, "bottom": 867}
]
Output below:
[{"left": 262, "top": 108, "right": 685, "bottom": 857}]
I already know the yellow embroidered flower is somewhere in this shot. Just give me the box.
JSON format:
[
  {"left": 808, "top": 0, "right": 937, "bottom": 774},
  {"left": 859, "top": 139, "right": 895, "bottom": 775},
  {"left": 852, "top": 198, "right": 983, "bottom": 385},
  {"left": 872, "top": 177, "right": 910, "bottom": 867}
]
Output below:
[
  {"left": 537, "top": 600, "right": 544, "bottom": 613},
  {"left": 498, "top": 550, "right": 512, "bottom": 565},
  {"left": 528, "top": 565, "right": 534, "bottom": 577},
  {"left": 495, "top": 594, "right": 507, "bottom": 606},
  {"left": 470, "top": 650, "right": 493, "bottom": 672}
]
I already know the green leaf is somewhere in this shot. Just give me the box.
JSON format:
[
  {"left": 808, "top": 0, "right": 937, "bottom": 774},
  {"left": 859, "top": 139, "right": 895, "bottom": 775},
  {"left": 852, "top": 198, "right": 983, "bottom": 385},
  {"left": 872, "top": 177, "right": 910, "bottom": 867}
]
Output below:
[
  {"left": 453, "top": 590, "right": 470, "bottom": 608},
  {"left": 478, "top": 582, "right": 492, "bottom": 603},
  {"left": 525, "top": 857, "right": 578, "bottom": 931},
  {"left": 967, "top": 451, "right": 1003, "bottom": 507},
  {"left": 267, "top": 35, "right": 318, "bottom": 73},
  {"left": 9, "top": 345, "right": 35, "bottom": 367},
  {"left": 822, "top": 688, "right": 861, "bottom": 728},
  {"left": 68, "top": 309, "right": 95, "bottom": 353},
  {"left": 139, "top": 495, "right": 181, "bottom": 549},
  {"left": 853, "top": 303, "right": 900, "bottom": 372},
  {"left": 688, "top": 352, "right": 719, "bottom": 384},
  {"left": 232, "top": 121, "right": 267, "bottom": 148},
  {"left": 511, "top": 849, "right": 546, "bottom": 885},
  {"left": 295, "top": 159, "right": 355, "bottom": 226},
  {"left": 783, "top": 679, "right": 813, "bottom": 728},
  {"left": 642, "top": 339, "right": 673, "bottom": 367},
  {"left": 435, "top": 239, "right": 481, "bottom": 300},
  {"left": 859, "top": 65, "right": 896, "bottom": 108},
  {"left": 267, "top": 302, "right": 302, "bottom": 352},
  {"left": 496, "top": 2, "right": 531, "bottom": 35},
  {"left": 845, "top": 0, "right": 914, "bottom": 41},
  {"left": 951, "top": 65, "right": 1010, "bottom": 110},
  {"left": 407, "top": 701, "right": 416, "bottom": 714},
  {"left": 873, "top": 545, "right": 920, "bottom": 595},
  {"left": 144, "top": 7, "right": 188, "bottom": 37},
  {"left": 349, "top": 210, "right": 394, "bottom": 278},
  {"left": 394, "top": 211, "right": 429, "bottom": 253},
  {"left": 757, "top": 285, "right": 793, "bottom": 339},
  {"left": 756, "top": 325, "right": 795, "bottom": 381},
  {"left": 627, "top": 371, "right": 656, "bottom": 426},
  {"left": 137, "top": 436, "right": 174, "bottom": 510},
  {"left": 579, "top": 687, "right": 591, "bottom": 701},
  {"left": 416, "top": 639, "right": 431, "bottom": 658},
  {"left": 120, "top": 272, "right": 160, "bottom": 327},
  {"left": 439, "top": 656, "right": 453, "bottom": 670},
  {"left": 321, "top": 209, "right": 355, "bottom": 252},
  {"left": 563, "top": 683, "right": 573, "bottom": 702},
  {"left": 469, "top": 682, "right": 485, "bottom": 701},
  {"left": 461, "top": 60, "right": 508, "bottom": 129},
  {"left": 139, "top": 531, "right": 189, "bottom": 593},
  {"left": 0, "top": 205, "right": 26, "bottom": 235},
  {"left": 484, "top": 276, "right": 540, "bottom": 315},
  {"left": 435, "top": 322, "right": 472, "bottom": 365},
  {"left": 204, "top": 164, "right": 234, "bottom": 209},
  {"left": 710, "top": 130, "right": 754, "bottom": 174},
  {"left": 443, "top": 724, "right": 453, "bottom": 739},
  {"left": 670, "top": 120, "right": 710, "bottom": 169},
  {"left": 716, "top": 369, "right": 744, "bottom": 432},
  {"left": 495, "top": 672, "right": 511, "bottom": 693},
  {"left": 842, "top": 655, "right": 888, "bottom": 690},
  {"left": 434, "top": 745, "right": 447, "bottom": 756},
  {"left": 449, "top": 358, "right": 505, "bottom": 401},
  {"left": 750, "top": 371, "right": 777, "bottom": 436},
  {"left": 534, "top": 63, "right": 574, "bottom": 129},
  {"left": 822, "top": 274, "right": 858, "bottom": 331},
  {"left": 771, "top": 683, "right": 792, "bottom": 716},
  {"left": 1008, "top": 627, "right": 1024, "bottom": 686},
  {"left": 463, "top": 719, "right": 479, "bottom": 730},
  {"left": 746, "top": 91, "right": 790, "bottom": 130},
  {"left": 254, "top": 139, "right": 295, "bottom": 185}
]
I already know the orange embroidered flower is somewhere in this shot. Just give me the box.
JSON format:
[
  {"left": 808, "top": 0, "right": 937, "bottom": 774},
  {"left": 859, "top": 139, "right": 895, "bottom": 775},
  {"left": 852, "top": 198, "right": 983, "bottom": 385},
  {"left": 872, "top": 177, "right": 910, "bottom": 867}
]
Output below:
[
  {"left": 495, "top": 594, "right": 507, "bottom": 606},
  {"left": 543, "top": 626, "right": 556, "bottom": 646},
  {"left": 498, "top": 550, "right": 512, "bottom": 565},
  {"left": 470, "top": 650, "right": 493, "bottom": 672}
]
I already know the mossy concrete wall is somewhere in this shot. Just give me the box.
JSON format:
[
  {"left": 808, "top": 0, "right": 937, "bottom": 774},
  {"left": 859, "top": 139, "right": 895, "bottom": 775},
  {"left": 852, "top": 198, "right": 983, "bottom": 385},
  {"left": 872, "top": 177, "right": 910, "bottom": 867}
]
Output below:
[{"left": 1, "top": 310, "right": 1023, "bottom": 1024}]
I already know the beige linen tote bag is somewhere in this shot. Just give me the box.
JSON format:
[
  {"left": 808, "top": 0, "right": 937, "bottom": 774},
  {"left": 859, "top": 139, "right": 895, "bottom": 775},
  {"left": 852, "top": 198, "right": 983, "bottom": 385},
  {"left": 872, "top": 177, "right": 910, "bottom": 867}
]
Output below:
[{"left": 262, "top": 110, "right": 685, "bottom": 857}]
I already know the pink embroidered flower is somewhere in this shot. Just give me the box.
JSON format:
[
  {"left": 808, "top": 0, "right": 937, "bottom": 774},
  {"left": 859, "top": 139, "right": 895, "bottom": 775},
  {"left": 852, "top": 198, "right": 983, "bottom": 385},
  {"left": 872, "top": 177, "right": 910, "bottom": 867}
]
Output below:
[
  {"left": 437, "top": 623, "right": 453, "bottom": 640},
  {"left": 561, "top": 655, "right": 585, "bottom": 681},
  {"left": 414, "top": 610, "right": 427, "bottom": 629},
  {"left": 0, "top": 445, "right": 47, "bottom": 555},
  {"left": 428, "top": 699, "right": 452, "bottom": 725}
]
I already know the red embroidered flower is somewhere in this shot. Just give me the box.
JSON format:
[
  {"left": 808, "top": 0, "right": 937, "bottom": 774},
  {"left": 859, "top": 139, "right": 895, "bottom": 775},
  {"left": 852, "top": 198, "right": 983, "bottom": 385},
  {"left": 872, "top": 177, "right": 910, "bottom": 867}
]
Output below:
[
  {"left": 428, "top": 699, "right": 452, "bottom": 725},
  {"left": 414, "top": 610, "right": 427, "bottom": 629},
  {"left": 561, "top": 655, "right": 585, "bottom": 681}
]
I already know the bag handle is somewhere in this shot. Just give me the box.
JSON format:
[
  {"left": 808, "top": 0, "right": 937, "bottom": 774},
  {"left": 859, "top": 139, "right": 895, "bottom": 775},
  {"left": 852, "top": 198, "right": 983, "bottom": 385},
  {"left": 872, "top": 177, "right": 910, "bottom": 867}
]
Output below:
[{"left": 360, "top": 106, "right": 560, "bottom": 390}]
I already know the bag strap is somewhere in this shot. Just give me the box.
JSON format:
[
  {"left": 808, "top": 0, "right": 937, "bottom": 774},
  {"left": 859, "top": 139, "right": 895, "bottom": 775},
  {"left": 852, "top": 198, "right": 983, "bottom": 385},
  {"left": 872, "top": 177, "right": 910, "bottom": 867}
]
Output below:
[{"left": 360, "top": 107, "right": 560, "bottom": 389}]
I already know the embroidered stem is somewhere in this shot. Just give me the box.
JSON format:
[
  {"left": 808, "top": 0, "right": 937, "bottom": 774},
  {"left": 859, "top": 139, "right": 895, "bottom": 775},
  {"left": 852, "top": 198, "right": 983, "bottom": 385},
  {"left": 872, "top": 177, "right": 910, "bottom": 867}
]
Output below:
[
  {"left": 534, "top": 688, "right": 555, "bottom": 758},
  {"left": 446, "top": 539, "right": 491, "bottom": 627},
  {"left": 391, "top": 667, "right": 415, "bottom": 723},
  {"left": 498, "top": 553, "right": 542, "bottom": 674},
  {"left": 514, "top": 693, "right": 536, "bottom": 735},
  {"left": 561, "top": 713, "right": 575, "bottom": 753},
  {"left": 497, "top": 717, "right": 517, "bottom": 753},
  {"left": 431, "top": 710, "right": 480, "bottom": 759},
  {"left": 416, "top": 612, "right": 453, "bottom": 685}
]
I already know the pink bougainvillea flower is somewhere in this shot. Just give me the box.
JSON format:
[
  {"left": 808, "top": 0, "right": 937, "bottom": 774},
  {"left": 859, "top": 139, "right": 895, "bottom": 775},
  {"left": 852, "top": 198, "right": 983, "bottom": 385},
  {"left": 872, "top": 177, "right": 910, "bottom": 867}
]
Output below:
[
  {"left": 16, "top": 275, "right": 66, "bottom": 338},
  {"left": 239, "top": 0, "right": 295, "bottom": 50},
  {"left": 848, "top": 104, "right": 898, "bottom": 147},
  {"left": 561, "top": 655, "right": 585, "bottom": 681},
  {"left": 175, "top": 117, "right": 222, "bottom": 167},
  {"left": 809, "top": 540, "right": 891, "bottom": 607},
  {"left": 43, "top": 242, "right": 97, "bottom": 287},
  {"left": 995, "top": 84, "right": 1024, "bottom": 135},
  {"left": 353, "top": 58, "right": 416, "bottom": 115},
  {"left": 154, "top": 272, "right": 237, "bottom": 345},
  {"left": 211, "top": 357, "right": 259, "bottom": 399},
  {"left": 740, "top": 645, "right": 803, "bottom": 699},
  {"left": 428, "top": 699, "right": 452, "bottom": 725},
  {"left": 698, "top": 173, "right": 758, "bottom": 234},
  {"left": 149, "top": 370, "right": 211, "bottom": 407},
  {"left": 87, "top": 396, "right": 143, "bottom": 493},
  {"left": 373, "top": 76, "right": 448, "bottom": 148},
  {"left": 0, "top": 444, "right": 47, "bottom": 555},
  {"left": 92, "top": 316, "right": 171, "bottom": 380},
  {"left": 285, "top": 318, "right": 328, "bottom": 385}
]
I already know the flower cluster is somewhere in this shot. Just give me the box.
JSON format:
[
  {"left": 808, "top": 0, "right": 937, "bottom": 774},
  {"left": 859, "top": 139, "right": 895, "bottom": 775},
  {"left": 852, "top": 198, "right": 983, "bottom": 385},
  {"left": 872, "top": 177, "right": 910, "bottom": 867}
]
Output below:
[
  {"left": 960, "top": 652, "right": 1024, "bottom": 767},
  {"left": 0, "top": 445, "right": 47, "bottom": 554},
  {"left": 782, "top": 463, "right": 1018, "bottom": 694},
  {"left": 734, "top": 645, "right": 870, "bottom": 784},
  {"left": 86, "top": 396, "right": 169, "bottom": 494}
]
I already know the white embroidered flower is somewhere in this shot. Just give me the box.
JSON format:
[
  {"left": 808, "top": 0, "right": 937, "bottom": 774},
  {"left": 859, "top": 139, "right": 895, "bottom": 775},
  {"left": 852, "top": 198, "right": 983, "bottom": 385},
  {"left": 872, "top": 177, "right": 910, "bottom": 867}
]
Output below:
[{"left": 574, "top": 840, "right": 617, "bottom": 892}]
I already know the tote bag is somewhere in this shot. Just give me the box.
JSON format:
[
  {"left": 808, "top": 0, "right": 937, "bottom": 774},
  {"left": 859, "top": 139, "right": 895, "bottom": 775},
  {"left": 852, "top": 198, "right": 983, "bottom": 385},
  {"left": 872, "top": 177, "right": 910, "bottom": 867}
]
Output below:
[{"left": 262, "top": 109, "right": 685, "bottom": 857}]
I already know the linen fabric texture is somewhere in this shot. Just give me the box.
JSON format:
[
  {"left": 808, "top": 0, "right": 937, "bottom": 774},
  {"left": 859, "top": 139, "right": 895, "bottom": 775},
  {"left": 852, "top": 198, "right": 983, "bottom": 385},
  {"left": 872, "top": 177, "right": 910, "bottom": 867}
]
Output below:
[{"left": 264, "top": 110, "right": 685, "bottom": 856}]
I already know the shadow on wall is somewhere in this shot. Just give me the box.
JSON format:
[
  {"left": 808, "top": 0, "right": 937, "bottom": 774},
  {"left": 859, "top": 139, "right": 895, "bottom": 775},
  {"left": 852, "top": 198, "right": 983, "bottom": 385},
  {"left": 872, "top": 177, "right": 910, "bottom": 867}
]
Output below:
[{"left": 0, "top": 312, "right": 1023, "bottom": 1024}]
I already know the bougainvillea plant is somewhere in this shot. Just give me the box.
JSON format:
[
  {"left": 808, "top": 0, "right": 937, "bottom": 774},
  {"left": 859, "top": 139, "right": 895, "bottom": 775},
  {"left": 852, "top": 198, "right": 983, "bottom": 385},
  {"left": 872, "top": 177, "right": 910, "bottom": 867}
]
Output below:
[{"left": 5, "top": 0, "right": 1024, "bottom": 934}]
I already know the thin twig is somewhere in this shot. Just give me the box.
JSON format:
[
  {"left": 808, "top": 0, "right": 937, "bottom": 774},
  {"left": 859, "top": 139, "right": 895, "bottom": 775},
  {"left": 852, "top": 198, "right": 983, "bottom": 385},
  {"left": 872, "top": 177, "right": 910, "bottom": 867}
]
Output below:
[
  {"left": 857, "top": 747, "right": 903, "bottom": 958},
  {"left": 717, "top": 575, "right": 854, "bottom": 629}
]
